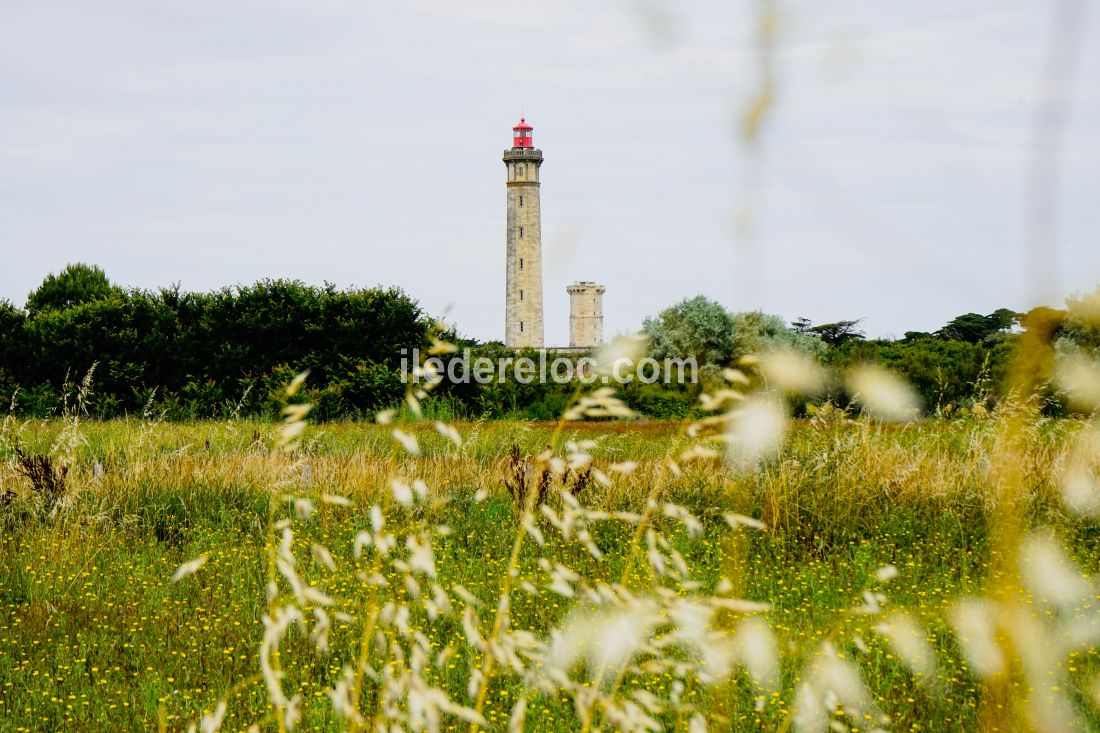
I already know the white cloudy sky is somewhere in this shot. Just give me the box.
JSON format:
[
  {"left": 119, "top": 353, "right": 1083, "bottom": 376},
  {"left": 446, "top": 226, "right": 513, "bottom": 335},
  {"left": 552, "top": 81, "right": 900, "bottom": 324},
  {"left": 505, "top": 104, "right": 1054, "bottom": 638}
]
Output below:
[{"left": 2, "top": 1, "right": 1097, "bottom": 343}]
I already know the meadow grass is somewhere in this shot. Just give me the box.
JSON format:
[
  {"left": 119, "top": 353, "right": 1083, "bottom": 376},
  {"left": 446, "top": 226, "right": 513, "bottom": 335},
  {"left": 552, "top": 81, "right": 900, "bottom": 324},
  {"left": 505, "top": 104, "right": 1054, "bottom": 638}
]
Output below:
[{"left": 1, "top": 414, "right": 1098, "bottom": 731}]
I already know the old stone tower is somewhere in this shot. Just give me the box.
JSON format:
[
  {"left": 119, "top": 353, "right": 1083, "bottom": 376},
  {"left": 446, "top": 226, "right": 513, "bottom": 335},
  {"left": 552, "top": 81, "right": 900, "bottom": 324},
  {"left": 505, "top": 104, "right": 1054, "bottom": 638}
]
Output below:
[
  {"left": 567, "top": 281, "right": 605, "bottom": 348},
  {"left": 503, "top": 118, "right": 544, "bottom": 348}
]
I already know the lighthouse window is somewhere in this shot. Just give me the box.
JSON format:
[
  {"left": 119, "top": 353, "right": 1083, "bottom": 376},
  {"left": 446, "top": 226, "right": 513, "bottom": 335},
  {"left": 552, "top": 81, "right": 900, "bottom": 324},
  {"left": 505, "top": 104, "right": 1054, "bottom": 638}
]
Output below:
[
  {"left": 519, "top": 195, "right": 523, "bottom": 207},
  {"left": 520, "top": 289, "right": 524, "bottom": 301},
  {"left": 520, "top": 321, "right": 524, "bottom": 332},
  {"left": 519, "top": 258, "right": 524, "bottom": 270},
  {"left": 519, "top": 226, "right": 524, "bottom": 238},
  {"left": 517, "top": 165, "right": 525, "bottom": 176}
]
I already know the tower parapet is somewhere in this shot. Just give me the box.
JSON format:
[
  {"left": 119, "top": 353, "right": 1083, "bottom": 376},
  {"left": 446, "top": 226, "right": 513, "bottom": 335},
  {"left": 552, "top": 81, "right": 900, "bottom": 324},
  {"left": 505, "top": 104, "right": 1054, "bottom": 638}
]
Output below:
[{"left": 567, "top": 281, "right": 606, "bottom": 349}]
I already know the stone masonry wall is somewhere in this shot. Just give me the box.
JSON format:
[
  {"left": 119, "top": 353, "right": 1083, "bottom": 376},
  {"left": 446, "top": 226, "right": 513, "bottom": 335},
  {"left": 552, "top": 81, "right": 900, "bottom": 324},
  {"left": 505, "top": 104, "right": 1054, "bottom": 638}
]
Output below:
[{"left": 567, "top": 281, "right": 605, "bottom": 348}]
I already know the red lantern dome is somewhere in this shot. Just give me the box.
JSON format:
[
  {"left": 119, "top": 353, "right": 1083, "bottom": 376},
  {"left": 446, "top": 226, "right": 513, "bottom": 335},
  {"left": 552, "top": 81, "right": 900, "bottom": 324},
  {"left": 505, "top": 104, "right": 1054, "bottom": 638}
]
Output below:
[{"left": 512, "top": 118, "right": 533, "bottom": 148}]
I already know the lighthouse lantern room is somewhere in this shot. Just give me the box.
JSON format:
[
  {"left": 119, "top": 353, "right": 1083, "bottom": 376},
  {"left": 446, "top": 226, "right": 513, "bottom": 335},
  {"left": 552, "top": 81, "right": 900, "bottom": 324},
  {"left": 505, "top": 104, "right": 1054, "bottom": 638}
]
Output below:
[{"left": 512, "top": 118, "right": 533, "bottom": 148}]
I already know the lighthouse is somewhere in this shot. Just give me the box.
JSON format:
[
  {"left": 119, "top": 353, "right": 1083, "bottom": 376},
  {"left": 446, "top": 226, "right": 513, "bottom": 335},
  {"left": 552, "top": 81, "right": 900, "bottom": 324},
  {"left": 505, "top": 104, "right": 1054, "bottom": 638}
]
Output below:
[{"left": 503, "top": 118, "right": 544, "bottom": 348}]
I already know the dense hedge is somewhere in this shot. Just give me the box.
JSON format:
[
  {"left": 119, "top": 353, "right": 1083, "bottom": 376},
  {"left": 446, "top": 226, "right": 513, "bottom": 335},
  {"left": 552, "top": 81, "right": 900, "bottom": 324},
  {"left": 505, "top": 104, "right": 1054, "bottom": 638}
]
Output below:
[
  {"left": 0, "top": 280, "right": 427, "bottom": 420},
  {"left": 822, "top": 336, "right": 1017, "bottom": 412}
]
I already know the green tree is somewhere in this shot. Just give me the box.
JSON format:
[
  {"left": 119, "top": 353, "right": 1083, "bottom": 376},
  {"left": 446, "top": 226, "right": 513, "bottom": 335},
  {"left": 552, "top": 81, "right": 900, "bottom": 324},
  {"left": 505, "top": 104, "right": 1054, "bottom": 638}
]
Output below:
[
  {"left": 643, "top": 295, "right": 735, "bottom": 366},
  {"left": 0, "top": 300, "right": 25, "bottom": 408},
  {"left": 903, "top": 331, "right": 933, "bottom": 342},
  {"left": 987, "top": 308, "right": 1019, "bottom": 333},
  {"left": 731, "top": 311, "right": 826, "bottom": 358},
  {"left": 936, "top": 310, "right": 1017, "bottom": 344},
  {"left": 807, "top": 319, "right": 865, "bottom": 346},
  {"left": 643, "top": 297, "right": 824, "bottom": 373},
  {"left": 26, "top": 263, "right": 121, "bottom": 315},
  {"left": 1058, "top": 287, "right": 1100, "bottom": 354},
  {"left": 790, "top": 317, "right": 813, "bottom": 334}
]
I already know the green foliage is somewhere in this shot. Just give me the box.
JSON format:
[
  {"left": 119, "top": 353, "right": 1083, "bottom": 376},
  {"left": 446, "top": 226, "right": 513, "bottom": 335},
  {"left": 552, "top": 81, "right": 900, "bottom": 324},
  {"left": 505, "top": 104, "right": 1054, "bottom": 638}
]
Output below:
[
  {"left": 640, "top": 299, "right": 824, "bottom": 405},
  {"left": 643, "top": 296, "right": 824, "bottom": 367},
  {"left": 2, "top": 264, "right": 1081, "bottom": 421},
  {"left": 2, "top": 277, "right": 427, "bottom": 420},
  {"left": 0, "top": 419, "right": 1096, "bottom": 730},
  {"left": 731, "top": 310, "right": 826, "bottom": 358},
  {"left": 25, "top": 263, "right": 121, "bottom": 315},
  {"left": 1058, "top": 286, "right": 1100, "bottom": 355},
  {"left": 643, "top": 295, "right": 735, "bottom": 366},
  {"left": 619, "top": 381, "right": 696, "bottom": 419},
  {"left": 935, "top": 309, "right": 1018, "bottom": 344},
  {"left": 826, "top": 337, "right": 1015, "bottom": 411},
  {"left": 805, "top": 319, "right": 865, "bottom": 346},
  {"left": 815, "top": 307, "right": 1031, "bottom": 412}
]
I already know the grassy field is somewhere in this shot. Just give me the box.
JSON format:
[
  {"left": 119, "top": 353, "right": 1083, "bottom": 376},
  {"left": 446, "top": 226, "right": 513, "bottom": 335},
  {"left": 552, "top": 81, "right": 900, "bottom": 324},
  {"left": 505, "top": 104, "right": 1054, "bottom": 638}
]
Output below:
[{"left": 1, "top": 411, "right": 1098, "bottom": 732}]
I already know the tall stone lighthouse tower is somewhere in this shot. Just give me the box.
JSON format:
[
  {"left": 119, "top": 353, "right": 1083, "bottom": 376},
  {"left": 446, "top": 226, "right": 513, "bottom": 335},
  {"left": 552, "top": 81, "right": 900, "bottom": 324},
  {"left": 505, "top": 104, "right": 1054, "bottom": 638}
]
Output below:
[{"left": 504, "top": 118, "right": 544, "bottom": 348}]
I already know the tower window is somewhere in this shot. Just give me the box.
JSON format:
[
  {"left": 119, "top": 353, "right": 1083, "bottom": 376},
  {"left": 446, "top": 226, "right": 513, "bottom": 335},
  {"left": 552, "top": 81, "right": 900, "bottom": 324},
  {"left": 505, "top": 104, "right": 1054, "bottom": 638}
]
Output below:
[
  {"left": 520, "top": 289, "right": 524, "bottom": 301},
  {"left": 519, "top": 195, "right": 523, "bottom": 207},
  {"left": 518, "top": 226, "right": 524, "bottom": 238},
  {"left": 520, "top": 321, "right": 524, "bottom": 332},
  {"left": 517, "top": 164, "right": 525, "bottom": 176},
  {"left": 519, "top": 258, "right": 524, "bottom": 270}
]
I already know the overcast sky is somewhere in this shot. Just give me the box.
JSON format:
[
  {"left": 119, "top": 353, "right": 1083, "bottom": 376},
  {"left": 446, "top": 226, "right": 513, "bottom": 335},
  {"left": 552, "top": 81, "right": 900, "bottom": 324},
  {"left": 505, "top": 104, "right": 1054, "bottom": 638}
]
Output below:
[{"left": 2, "top": 1, "right": 1097, "bottom": 343}]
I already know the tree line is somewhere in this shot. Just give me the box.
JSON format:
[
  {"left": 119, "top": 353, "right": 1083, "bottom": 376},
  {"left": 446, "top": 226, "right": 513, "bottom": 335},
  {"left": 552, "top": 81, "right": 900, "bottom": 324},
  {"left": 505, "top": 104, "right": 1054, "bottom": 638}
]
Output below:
[
  {"left": 0, "top": 264, "right": 426, "bottom": 420},
  {"left": 0, "top": 264, "right": 1096, "bottom": 420}
]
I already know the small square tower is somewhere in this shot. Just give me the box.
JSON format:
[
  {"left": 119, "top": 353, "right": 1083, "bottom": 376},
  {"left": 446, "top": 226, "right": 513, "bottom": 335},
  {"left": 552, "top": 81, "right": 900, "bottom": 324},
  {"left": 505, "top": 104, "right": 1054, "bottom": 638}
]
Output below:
[{"left": 566, "top": 281, "right": 606, "bottom": 349}]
